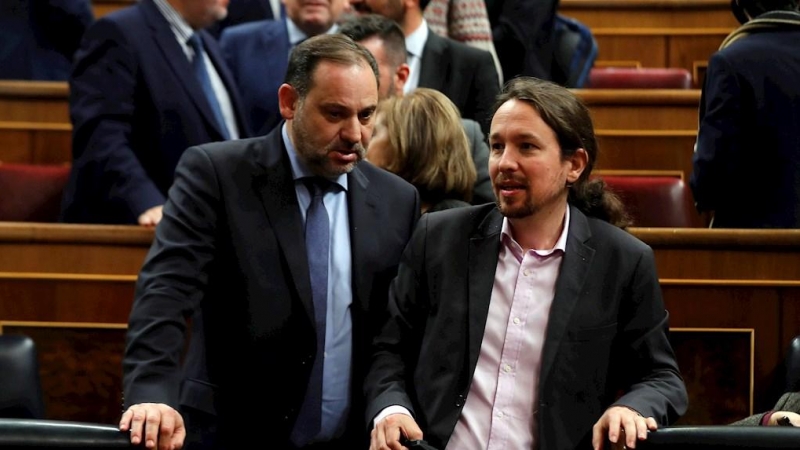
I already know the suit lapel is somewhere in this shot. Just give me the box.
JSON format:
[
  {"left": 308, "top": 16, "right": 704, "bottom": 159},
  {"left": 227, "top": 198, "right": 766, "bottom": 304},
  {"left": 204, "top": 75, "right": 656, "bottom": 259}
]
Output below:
[
  {"left": 203, "top": 32, "right": 248, "bottom": 137},
  {"left": 418, "top": 33, "right": 448, "bottom": 91},
  {"left": 538, "top": 206, "right": 596, "bottom": 390},
  {"left": 347, "top": 166, "right": 378, "bottom": 314},
  {"left": 141, "top": 0, "right": 227, "bottom": 139},
  {"left": 466, "top": 209, "right": 503, "bottom": 380},
  {"left": 252, "top": 128, "right": 315, "bottom": 322}
]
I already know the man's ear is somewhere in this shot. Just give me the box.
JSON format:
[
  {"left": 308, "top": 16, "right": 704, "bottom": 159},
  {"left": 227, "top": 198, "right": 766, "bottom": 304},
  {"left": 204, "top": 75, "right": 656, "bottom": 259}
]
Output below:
[
  {"left": 394, "top": 63, "right": 410, "bottom": 96},
  {"left": 566, "top": 148, "right": 588, "bottom": 184},
  {"left": 278, "top": 84, "right": 299, "bottom": 120}
]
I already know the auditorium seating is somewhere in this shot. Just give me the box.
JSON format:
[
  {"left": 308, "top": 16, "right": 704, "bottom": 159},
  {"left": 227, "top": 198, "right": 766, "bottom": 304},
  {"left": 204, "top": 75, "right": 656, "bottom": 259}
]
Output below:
[
  {"left": 0, "top": 163, "right": 70, "bottom": 222},
  {"left": 587, "top": 68, "right": 693, "bottom": 89},
  {"left": 593, "top": 171, "right": 704, "bottom": 227},
  {"left": 637, "top": 426, "right": 800, "bottom": 449},
  {"left": 0, "top": 335, "right": 45, "bottom": 419},
  {"left": 0, "top": 418, "right": 135, "bottom": 449}
]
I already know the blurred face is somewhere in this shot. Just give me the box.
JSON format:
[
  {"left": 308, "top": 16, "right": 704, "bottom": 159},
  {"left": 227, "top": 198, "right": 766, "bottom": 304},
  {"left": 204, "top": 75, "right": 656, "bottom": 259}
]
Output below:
[
  {"left": 350, "top": 0, "right": 405, "bottom": 22},
  {"left": 359, "top": 37, "right": 396, "bottom": 100},
  {"left": 284, "top": 0, "right": 349, "bottom": 35},
  {"left": 280, "top": 61, "right": 379, "bottom": 178},
  {"left": 178, "top": 0, "right": 229, "bottom": 29},
  {"left": 489, "top": 99, "right": 584, "bottom": 220},
  {"left": 366, "top": 112, "right": 392, "bottom": 168}
]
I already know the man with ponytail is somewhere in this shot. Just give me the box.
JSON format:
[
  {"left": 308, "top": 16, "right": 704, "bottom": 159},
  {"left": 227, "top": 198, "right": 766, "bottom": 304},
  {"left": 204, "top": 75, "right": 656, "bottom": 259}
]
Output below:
[{"left": 364, "top": 77, "right": 688, "bottom": 450}]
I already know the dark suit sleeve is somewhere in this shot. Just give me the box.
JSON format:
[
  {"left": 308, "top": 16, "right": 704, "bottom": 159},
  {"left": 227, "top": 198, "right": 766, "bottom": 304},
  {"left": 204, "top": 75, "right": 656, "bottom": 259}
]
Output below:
[
  {"left": 463, "top": 119, "right": 494, "bottom": 205},
  {"left": 690, "top": 51, "right": 742, "bottom": 213},
  {"left": 611, "top": 246, "right": 688, "bottom": 424},
  {"left": 469, "top": 48, "right": 501, "bottom": 133},
  {"left": 123, "top": 145, "right": 221, "bottom": 408},
  {"left": 364, "top": 215, "right": 433, "bottom": 425},
  {"left": 69, "top": 19, "right": 165, "bottom": 218}
]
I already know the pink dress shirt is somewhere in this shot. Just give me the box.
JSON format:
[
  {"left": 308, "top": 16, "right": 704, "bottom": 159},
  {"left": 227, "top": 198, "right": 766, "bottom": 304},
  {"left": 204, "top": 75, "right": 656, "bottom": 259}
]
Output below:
[{"left": 446, "top": 208, "right": 569, "bottom": 450}]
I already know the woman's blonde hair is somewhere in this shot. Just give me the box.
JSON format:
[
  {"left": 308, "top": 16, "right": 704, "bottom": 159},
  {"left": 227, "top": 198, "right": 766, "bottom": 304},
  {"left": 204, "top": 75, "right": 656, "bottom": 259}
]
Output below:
[{"left": 375, "top": 88, "right": 476, "bottom": 204}]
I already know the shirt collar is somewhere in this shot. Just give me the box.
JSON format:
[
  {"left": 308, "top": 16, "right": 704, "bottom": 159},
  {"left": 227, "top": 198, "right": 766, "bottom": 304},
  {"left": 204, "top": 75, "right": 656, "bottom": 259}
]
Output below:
[
  {"left": 152, "top": 0, "right": 195, "bottom": 43},
  {"left": 281, "top": 123, "right": 348, "bottom": 190},
  {"left": 286, "top": 18, "right": 340, "bottom": 46},
  {"left": 501, "top": 206, "right": 570, "bottom": 259},
  {"left": 404, "top": 19, "right": 428, "bottom": 58}
]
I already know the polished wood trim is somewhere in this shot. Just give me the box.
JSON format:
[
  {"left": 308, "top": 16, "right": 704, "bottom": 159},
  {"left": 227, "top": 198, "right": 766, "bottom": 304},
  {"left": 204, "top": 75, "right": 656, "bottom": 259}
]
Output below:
[
  {"left": 0, "top": 320, "right": 127, "bottom": 330},
  {"left": 0, "top": 121, "right": 71, "bottom": 131},
  {"left": 594, "top": 169, "right": 684, "bottom": 179},
  {"left": 594, "top": 60, "right": 644, "bottom": 68},
  {"left": 630, "top": 228, "right": 800, "bottom": 247},
  {"left": 0, "top": 81, "right": 68, "bottom": 98},
  {"left": 561, "top": 0, "right": 730, "bottom": 9},
  {"left": 0, "top": 223, "right": 153, "bottom": 245},
  {"left": 0, "top": 272, "right": 137, "bottom": 282},
  {"left": 574, "top": 89, "right": 701, "bottom": 105},
  {"left": 595, "top": 129, "right": 698, "bottom": 137},
  {"left": 592, "top": 27, "right": 732, "bottom": 36},
  {"left": 661, "top": 279, "right": 800, "bottom": 287}
]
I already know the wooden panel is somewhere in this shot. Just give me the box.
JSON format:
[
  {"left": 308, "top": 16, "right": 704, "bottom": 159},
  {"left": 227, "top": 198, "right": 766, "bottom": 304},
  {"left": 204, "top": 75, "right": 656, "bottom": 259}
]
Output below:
[
  {"left": 561, "top": 0, "right": 739, "bottom": 29},
  {"left": 668, "top": 34, "right": 727, "bottom": 83},
  {"left": 594, "top": 35, "right": 668, "bottom": 68},
  {"left": 670, "top": 328, "right": 753, "bottom": 424},
  {"left": 0, "top": 82, "right": 69, "bottom": 124},
  {"left": 576, "top": 89, "right": 701, "bottom": 130},
  {"left": 595, "top": 131, "right": 696, "bottom": 180},
  {"left": 0, "top": 123, "right": 71, "bottom": 164}
]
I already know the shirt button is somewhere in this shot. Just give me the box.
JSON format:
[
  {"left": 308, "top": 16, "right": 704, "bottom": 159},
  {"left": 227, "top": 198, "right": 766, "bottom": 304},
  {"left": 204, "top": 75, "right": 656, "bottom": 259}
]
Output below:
[
  {"left": 503, "top": 364, "right": 512, "bottom": 373},
  {"left": 523, "top": 269, "right": 530, "bottom": 276},
  {"left": 513, "top": 317, "right": 521, "bottom": 325},
  {"left": 497, "top": 411, "right": 505, "bottom": 419}
]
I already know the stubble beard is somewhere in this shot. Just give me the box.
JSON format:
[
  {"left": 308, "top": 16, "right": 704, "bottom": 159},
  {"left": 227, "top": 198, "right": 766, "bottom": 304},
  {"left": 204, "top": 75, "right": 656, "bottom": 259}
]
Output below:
[{"left": 293, "top": 116, "right": 365, "bottom": 178}]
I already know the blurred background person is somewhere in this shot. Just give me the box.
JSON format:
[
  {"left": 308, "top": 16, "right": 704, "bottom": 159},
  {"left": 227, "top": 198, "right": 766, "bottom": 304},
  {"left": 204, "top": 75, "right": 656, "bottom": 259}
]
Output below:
[
  {"left": 61, "top": 0, "right": 248, "bottom": 226},
  {"left": 339, "top": 13, "right": 494, "bottom": 205},
  {"left": 690, "top": 0, "right": 800, "bottom": 228},
  {"left": 368, "top": 88, "right": 476, "bottom": 213},
  {"left": 220, "top": 0, "right": 349, "bottom": 136},
  {"left": 349, "top": 0, "right": 499, "bottom": 132},
  {"left": 0, "top": 0, "right": 94, "bottom": 81}
]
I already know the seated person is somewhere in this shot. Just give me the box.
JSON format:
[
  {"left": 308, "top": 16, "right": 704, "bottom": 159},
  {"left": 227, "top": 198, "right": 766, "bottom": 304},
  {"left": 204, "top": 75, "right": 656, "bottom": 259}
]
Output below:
[
  {"left": 732, "top": 392, "right": 800, "bottom": 426},
  {"left": 368, "top": 88, "right": 476, "bottom": 213}
]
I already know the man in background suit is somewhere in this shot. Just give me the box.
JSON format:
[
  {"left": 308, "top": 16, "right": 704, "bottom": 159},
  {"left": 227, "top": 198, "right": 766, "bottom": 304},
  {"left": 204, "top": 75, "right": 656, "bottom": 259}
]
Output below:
[
  {"left": 366, "top": 77, "right": 687, "bottom": 450},
  {"left": 206, "top": 0, "right": 283, "bottom": 38},
  {"left": 119, "top": 34, "right": 420, "bottom": 450},
  {"left": 339, "top": 14, "right": 494, "bottom": 205},
  {"left": 690, "top": 0, "right": 800, "bottom": 228},
  {"left": 0, "top": 0, "right": 94, "bottom": 81},
  {"left": 349, "top": 0, "right": 499, "bottom": 132},
  {"left": 219, "top": 0, "right": 349, "bottom": 136},
  {"left": 61, "top": 0, "right": 249, "bottom": 226}
]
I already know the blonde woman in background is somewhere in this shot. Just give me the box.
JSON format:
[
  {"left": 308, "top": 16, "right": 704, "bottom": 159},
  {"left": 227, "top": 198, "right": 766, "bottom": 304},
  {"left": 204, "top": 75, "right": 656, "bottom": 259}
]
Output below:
[{"left": 368, "top": 88, "right": 477, "bottom": 213}]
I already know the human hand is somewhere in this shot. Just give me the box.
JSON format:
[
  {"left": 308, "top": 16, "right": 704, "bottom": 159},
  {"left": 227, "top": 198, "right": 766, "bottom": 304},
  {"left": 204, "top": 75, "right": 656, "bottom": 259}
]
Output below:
[
  {"left": 138, "top": 205, "right": 164, "bottom": 226},
  {"left": 370, "top": 413, "right": 424, "bottom": 450},
  {"left": 592, "top": 405, "right": 657, "bottom": 450},
  {"left": 768, "top": 411, "right": 800, "bottom": 426},
  {"left": 119, "top": 403, "right": 186, "bottom": 450}
]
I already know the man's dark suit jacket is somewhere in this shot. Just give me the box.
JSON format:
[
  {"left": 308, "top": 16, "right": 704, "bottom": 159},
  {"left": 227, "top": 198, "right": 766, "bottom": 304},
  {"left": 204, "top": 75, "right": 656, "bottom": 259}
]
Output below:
[
  {"left": 419, "top": 32, "right": 500, "bottom": 133},
  {"left": 461, "top": 118, "right": 494, "bottom": 205},
  {"left": 690, "top": 25, "right": 800, "bottom": 228},
  {"left": 123, "top": 126, "right": 420, "bottom": 449},
  {"left": 61, "top": 0, "right": 249, "bottom": 224},
  {"left": 365, "top": 204, "right": 688, "bottom": 450},
  {"left": 219, "top": 19, "right": 291, "bottom": 136},
  {"left": 0, "top": 0, "right": 94, "bottom": 81}
]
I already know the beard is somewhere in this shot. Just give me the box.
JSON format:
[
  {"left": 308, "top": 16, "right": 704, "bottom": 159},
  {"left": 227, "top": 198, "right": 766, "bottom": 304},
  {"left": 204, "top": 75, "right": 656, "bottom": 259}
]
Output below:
[
  {"left": 496, "top": 196, "right": 538, "bottom": 219},
  {"left": 292, "top": 114, "right": 366, "bottom": 178}
]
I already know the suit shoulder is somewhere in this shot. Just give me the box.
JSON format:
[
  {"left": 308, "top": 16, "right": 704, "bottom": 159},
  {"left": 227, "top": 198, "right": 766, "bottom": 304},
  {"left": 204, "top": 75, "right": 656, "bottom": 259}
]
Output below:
[
  {"left": 220, "top": 19, "right": 282, "bottom": 43},
  {"left": 586, "top": 215, "right": 651, "bottom": 255},
  {"left": 359, "top": 161, "right": 416, "bottom": 194},
  {"left": 424, "top": 203, "right": 497, "bottom": 233}
]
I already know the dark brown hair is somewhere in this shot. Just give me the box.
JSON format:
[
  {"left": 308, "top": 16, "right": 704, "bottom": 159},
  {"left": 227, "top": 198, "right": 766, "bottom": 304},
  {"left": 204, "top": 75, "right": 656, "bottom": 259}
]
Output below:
[
  {"left": 284, "top": 34, "right": 380, "bottom": 98},
  {"left": 493, "top": 77, "right": 631, "bottom": 228}
]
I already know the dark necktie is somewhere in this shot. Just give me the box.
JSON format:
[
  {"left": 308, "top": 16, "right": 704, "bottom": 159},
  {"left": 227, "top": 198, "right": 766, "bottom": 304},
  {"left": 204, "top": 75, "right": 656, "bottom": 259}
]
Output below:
[
  {"left": 187, "top": 34, "right": 230, "bottom": 140},
  {"left": 291, "top": 177, "right": 331, "bottom": 446}
]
